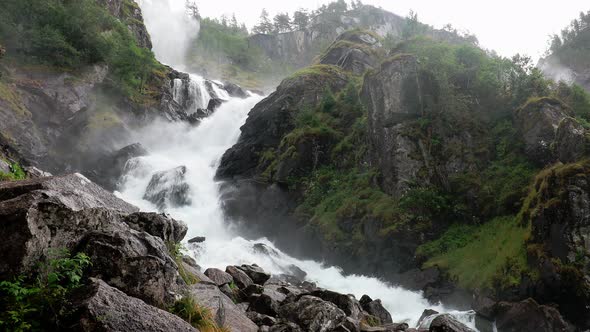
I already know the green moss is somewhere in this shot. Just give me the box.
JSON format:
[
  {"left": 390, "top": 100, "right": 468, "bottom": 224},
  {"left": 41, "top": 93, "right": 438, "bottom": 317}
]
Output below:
[
  {"left": 519, "top": 160, "right": 590, "bottom": 225},
  {"left": 421, "top": 216, "right": 531, "bottom": 290},
  {"left": 0, "top": 160, "right": 27, "bottom": 181},
  {"left": 516, "top": 96, "right": 569, "bottom": 116},
  {"left": 287, "top": 64, "right": 347, "bottom": 82}
]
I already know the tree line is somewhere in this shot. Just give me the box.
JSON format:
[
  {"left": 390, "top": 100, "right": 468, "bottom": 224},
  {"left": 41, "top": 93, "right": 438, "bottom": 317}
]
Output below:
[
  {"left": 548, "top": 10, "right": 590, "bottom": 53},
  {"left": 252, "top": 0, "right": 364, "bottom": 34}
]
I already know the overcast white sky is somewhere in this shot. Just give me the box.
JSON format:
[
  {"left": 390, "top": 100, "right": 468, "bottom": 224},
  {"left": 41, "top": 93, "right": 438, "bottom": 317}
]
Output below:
[{"left": 191, "top": 0, "right": 589, "bottom": 60}]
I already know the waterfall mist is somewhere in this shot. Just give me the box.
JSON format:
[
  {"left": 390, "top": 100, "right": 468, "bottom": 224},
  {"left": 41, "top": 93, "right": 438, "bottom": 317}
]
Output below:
[{"left": 137, "top": 0, "right": 199, "bottom": 68}]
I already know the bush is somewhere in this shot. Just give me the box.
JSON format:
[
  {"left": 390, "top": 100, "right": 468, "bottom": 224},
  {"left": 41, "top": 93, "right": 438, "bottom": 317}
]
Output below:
[
  {"left": 0, "top": 250, "right": 92, "bottom": 331},
  {"left": 0, "top": 0, "right": 161, "bottom": 97},
  {"left": 0, "top": 161, "right": 26, "bottom": 181}
]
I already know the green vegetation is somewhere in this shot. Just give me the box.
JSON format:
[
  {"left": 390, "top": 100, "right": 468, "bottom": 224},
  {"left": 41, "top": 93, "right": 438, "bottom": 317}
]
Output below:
[
  {"left": 547, "top": 10, "right": 590, "bottom": 70},
  {"left": 169, "top": 296, "right": 229, "bottom": 332},
  {"left": 166, "top": 242, "right": 199, "bottom": 285},
  {"left": 0, "top": 250, "right": 91, "bottom": 331},
  {"left": 0, "top": 0, "right": 162, "bottom": 98},
  {"left": 419, "top": 216, "right": 531, "bottom": 290},
  {"left": 185, "top": 18, "right": 293, "bottom": 89},
  {"left": 0, "top": 160, "right": 26, "bottom": 181}
]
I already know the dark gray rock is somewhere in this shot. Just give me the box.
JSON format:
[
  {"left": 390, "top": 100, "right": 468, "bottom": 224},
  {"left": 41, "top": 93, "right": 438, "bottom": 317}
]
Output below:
[
  {"left": 75, "top": 278, "right": 196, "bottom": 332},
  {"left": 188, "top": 236, "right": 206, "bottom": 244},
  {"left": 319, "top": 30, "right": 382, "bottom": 75},
  {"left": 238, "top": 264, "right": 271, "bottom": 284},
  {"left": 143, "top": 166, "right": 191, "bottom": 211},
  {"left": 360, "top": 298, "right": 392, "bottom": 325},
  {"left": 515, "top": 98, "right": 587, "bottom": 165},
  {"left": 205, "top": 268, "right": 234, "bottom": 286},
  {"left": 248, "top": 293, "right": 280, "bottom": 316},
  {"left": 77, "top": 228, "right": 182, "bottom": 307},
  {"left": 0, "top": 174, "right": 138, "bottom": 278},
  {"left": 429, "top": 314, "right": 474, "bottom": 332},
  {"left": 224, "top": 82, "right": 249, "bottom": 98},
  {"left": 86, "top": 143, "right": 148, "bottom": 191},
  {"left": 123, "top": 212, "right": 187, "bottom": 243},
  {"left": 216, "top": 65, "right": 349, "bottom": 180},
  {"left": 246, "top": 311, "right": 278, "bottom": 326},
  {"left": 226, "top": 265, "right": 254, "bottom": 289},
  {"left": 493, "top": 298, "right": 575, "bottom": 332},
  {"left": 361, "top": 54, "right": 427, "bottom": 197},
  {"left": 279, "top": 295, "right": 346, "bottom": 332},
  {"left": 418, "top": 309, "right": 439, "bottom": 327},
  {"left": 309, "top": 289, "right": 363, "bottom": 320}
]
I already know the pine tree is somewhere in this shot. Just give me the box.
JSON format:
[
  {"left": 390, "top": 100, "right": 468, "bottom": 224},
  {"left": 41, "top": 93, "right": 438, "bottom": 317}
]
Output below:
[
  {"left": 273, "top": 13, "right": 291, "bottom": 33},
  {"left": 253, "top": 9, "right": 273, "bottom": 34},
  {"left": 292, "top": 9, "right": 310, "bottom": 31}
]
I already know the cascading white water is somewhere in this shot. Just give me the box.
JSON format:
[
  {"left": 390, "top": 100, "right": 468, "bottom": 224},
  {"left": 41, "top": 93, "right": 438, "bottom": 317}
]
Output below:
[{"left": 122, "top": 0, "right": 479, "bottom": 329}]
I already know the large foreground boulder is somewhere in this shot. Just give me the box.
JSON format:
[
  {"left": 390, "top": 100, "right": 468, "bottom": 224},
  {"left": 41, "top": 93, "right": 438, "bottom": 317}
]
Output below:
[
  {"left": 0, "top": 174, "right": 187, "bottom": 307},
  {"left": 75, "top": 278, "right": 197, "bottom": 332}
]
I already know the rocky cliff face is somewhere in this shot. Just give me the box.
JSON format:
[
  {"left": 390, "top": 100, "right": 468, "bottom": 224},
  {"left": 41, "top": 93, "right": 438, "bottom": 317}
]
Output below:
[
  {"left": 96, "top": 0, "right": 153, "bottom": 49},
  {"left": 248, "top": 5, "right": 471, "bottom": 69}
]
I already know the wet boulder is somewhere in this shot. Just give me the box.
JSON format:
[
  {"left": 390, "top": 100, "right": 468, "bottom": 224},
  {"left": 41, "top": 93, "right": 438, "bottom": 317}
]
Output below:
[
  {"left": 248, "top": 293, "right": 281, "bottom": 316},
  {"left": 205, "top": 268, "right": 234, "bottom": 286},
  {"left": 226, "top": 265, "right": 254, "bottom": 289},
  {"left": 74, "top": 278, "right": 196, "bottom": 332},
  {"left": 429, "top": 314, "right": 474, "bottom": 332},
  {"left": 224, "top": 82, "right": 249, "bottom": 98},
  {"left": 278, "top": 295, "right": 346, "bottom": 332},
  {"left": 143, "top": 166, "right": 191, "bottom": 211},
  {"left": 238, "top": 264, "right": 272, "bottom": 284},
  {"left": 86, "top": 143, "right": 149, "bottom": 191},
  {"left": 359, "top": 295, "right": 392, "bottom": 325},
  {"left": 123, "top": 212, "right": 187, "bottom": 243},
  {"left": 309, "top": 289, "right": 363, "bottom": 320}
]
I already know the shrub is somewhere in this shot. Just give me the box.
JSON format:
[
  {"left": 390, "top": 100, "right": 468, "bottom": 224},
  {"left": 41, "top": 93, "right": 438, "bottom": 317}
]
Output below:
[
  {"left": 0, "top": 250, "right": 92, "bottom": 331},
  {"left": 169, "top": 297, "right": 229, "bottom": 332}
]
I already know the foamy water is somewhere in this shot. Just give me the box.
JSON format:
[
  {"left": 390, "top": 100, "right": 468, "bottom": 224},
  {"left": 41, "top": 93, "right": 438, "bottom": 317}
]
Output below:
[{"left": 119, "top": 0, "right": 479, "bottom": 328}]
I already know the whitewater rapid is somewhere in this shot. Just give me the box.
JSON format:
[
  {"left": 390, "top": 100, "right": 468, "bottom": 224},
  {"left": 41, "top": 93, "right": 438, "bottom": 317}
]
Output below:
[
  {"left": 121, "top": 0, "right": 478, "bottom": 329},
  {"left": 116, "top": 92, "right": 476, "bottom": 328}
]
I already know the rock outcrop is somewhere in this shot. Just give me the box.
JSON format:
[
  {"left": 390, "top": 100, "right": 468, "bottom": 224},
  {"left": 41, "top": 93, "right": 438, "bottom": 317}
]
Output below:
[
  {"left": 0, "top": 174, "right": 187, "bottom": 309},
  {"left": 515, "top": 97, "right": 588, "bottom": 165},
  {"left": 217, "top": 65, "right": 349, "bottom": 179},
  {"left": 319, "top": 30, "right": 383, "bottom": 75},
  {"left": 75, "top": 278, "right": 197, "bottom": 332},
  {"left": 96, "top": 0, "right": 153, "bottom": 49},
  {"left": 248, "top": 5, "right": 469, "bottom": 70}
]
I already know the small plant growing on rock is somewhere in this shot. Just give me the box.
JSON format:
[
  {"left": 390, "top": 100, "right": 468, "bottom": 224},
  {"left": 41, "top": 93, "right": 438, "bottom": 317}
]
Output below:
[
  {"left": 169, "top": 296, "right": 229, "bottom": 332},
  {"left": 0, "top": 249, "right": 91, "bottom": 331}
]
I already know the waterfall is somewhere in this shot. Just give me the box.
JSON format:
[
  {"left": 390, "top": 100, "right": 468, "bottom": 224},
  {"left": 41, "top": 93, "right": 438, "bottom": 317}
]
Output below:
[{"left": 123, "top": 0, "right": 479, "bottom": 329}]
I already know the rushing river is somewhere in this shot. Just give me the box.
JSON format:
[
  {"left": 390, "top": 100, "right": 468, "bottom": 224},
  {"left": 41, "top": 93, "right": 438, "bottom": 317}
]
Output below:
[{"left": 119, "top": 0, "right": 479, "bottom": 329}]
